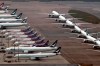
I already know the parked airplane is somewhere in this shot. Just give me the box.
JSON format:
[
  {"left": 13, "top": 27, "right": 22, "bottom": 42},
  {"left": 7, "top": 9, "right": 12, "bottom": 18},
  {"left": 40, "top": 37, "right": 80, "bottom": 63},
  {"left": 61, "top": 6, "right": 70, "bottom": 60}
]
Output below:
[
  {"left": 83, "top": 34, "right": 97, "bottom": 44},
  {"left": 4, "top": 29, "right": 33, "bottom": 36},
  {"left": 14, "top": 47, "right": 61, "bottom": 60},
  {"left": 55, "top": 15, "right": 80, "bottom": 23},
  {"left": 10, "top": 34, "right": 41, "bottom": 42},
  {"left": 0, "top": 3, "right": 9, "bottom": 10},
  {"left": 93, "top": 40, "right": 100, "bottom": 49},
  {"left": 0, "top": 3, "right": 5, "bottom": 9},
  {"left": 19, "top": 40, "right": 50, "bottom": 47},
  {"left": 0, "top": 6, "right": 8, "bottom": 14},
  {"left": 5, "top": 40, "right": 58, "bottom": 53},
  {"left": 55, "top": 15, "right": 66, "bottom": 23},
  {"left": 48, "top": 11, "right": 65, "bottom": 18},
  {"left": 7, "top": 31, "right": 38, "bottom": 39},
  {"left": 0, "top": 13, "right": 22, "bottom": 22},
  {"left": 71, "top": 25, "right": 82, "bottom": 33},
  {"left": 0, "top": 17, "right": 27, "bottom": 29},
  {"left": 1, "top": 26, "right": 31, "bottom": 33},
  {"left": 13, "top": 37, "right": 45, "bottom": 45},
  {"left": 78, "top": 30, "right": 88, "bottom": 38},
  {"left": 14, "top": 41, "right": 35, "bottom": 45},
  {"left": 62, "top": 19, "right": 75, "bottom": 28},
  {"left": 0, "top": 9, "right": 17, "bottom": 18}
]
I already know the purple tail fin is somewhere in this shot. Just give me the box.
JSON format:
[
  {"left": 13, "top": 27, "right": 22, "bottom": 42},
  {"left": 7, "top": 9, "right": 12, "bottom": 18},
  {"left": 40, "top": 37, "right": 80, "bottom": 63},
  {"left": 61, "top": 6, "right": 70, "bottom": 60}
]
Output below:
[
  {"left": 33, "top": 40, "right": 49, "bottom": 47},
  {"left": 0, "top": 3, "right": 4, "bottom": 8},
  {"left": 30, "top": 32, "right": 38, "bottom": 38},
  {"left": 35, "top": 37, "right": 45, "bottom": 44},
  {"left": 21, "top": 26, "right": 31, "bottom": 32}
]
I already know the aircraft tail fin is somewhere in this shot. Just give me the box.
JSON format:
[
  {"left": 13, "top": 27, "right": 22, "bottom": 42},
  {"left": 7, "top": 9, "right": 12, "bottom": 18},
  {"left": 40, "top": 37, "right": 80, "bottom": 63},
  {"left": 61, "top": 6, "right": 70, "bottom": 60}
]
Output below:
[
  {"left": 22, "top": 17, "right": 28, "bottom": 23},
  {"left": 4, "top": 6, "right": 9, "bottom": 13},
  {"left": 44, "top": 40, "right": 49, "bottom": 46},
  {"left": 53, "top": 47, "right": 61, "bottom": 53},
  {"left": 83, "top": 28, "right": 89, "bottom": 35},
  {"left": 16, "top": 13, "right": 22, "bottom": 19},
  {"left": 0, "top": 3, "right": 4, "bottom": 8},
  {"left": 11, "top": 9, "right": 17, "bottom": 15},
  {"left": 50, "top": 40, "right": 58, "bottom": 47}
]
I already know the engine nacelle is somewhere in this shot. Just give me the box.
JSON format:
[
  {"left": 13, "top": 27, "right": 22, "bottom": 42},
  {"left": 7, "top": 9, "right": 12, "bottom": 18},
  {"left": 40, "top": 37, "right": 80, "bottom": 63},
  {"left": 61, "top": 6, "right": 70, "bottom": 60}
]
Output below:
[
  {"left": 78, "top": 34, "right": 87, "bottom": 39},
  {"left": 62, "top": 24, "right": 74, "bottom": 29},
  {"left": 83, "top": 39, "right": 95, "bottom": 44},
  {"left": 93, "top": 45, "right": 100, "bottom": 49},
  {"left": 71, "top": 29, "right": 81, "bottom": 34}
]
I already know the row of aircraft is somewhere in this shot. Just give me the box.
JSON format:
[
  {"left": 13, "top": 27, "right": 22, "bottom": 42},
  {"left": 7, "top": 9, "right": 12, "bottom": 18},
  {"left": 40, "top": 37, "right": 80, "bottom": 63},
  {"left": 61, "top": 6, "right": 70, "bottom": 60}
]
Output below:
[
  {"left": 48, "top": 10, "right": 100, "bottom": 49},
  {"left": 0, "top": 3, "right": 61, "bottom": 60}
]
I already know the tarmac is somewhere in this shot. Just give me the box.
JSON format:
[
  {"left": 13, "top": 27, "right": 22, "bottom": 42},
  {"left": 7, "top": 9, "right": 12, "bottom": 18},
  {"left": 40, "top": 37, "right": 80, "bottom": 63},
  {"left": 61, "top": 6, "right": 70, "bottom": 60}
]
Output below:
[{"left": 0, "top": 0, "right": 100, "bottom": 66}]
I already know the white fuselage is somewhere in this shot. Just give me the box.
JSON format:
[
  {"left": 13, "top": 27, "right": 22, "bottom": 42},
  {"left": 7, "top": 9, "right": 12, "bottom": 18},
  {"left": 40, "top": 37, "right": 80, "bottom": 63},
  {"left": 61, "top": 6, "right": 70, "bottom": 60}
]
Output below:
[
  {"left": 52, "top": 11, "right": 59, "bottom": 15},
  {"left": 4, "top": 32, "right": 27, "bottom": 36},
  {"left": 19, "top": 44, "right": 33, "bottom": 47},
  {"left": 0, "top": 14, "right": 17, "bottom": 18},
  {"left": 0, "top": 23, "right": 27, "bottom": 27},
  {"left": 14, "top": 52, "right": 58, "bottom": 59},
  {"left": 5, "top": 46, "right": 58, "bottom": 53},
  {"left": 86, "top": 35, "right": 96, "bottom": 42},
  {"left": 0, "top": 10, "right": 6, "bottom": 14},
  {"left": 1, "top": 29, "right": 26, "bottom": 33},
  {"left": 95, "top": 40, "right": 100, "bottom": 46},
  {"left": 57, "top": 15, "right": 66, "bottom": 22},
  {"left": 49, "top": 11, "right": 65, "bottom": 18},
  {"left": 74, "top": 25, "right": 82, "bottom": 33},
  {"left": 10, "top": 38, "right": 32, "bottom": 42},
  {"left": 93, "top": 40, "right": 100, "bottom": 49},
  {"left": 14, "top": 41, "right": 35, "bottom": 45},
  {"left": 49, "top": 11, "right": 60, "bottom": 18},
  {"left": 8, "top": 34, "right": 30, "bottom": 38},
  {"left": 80, "top": 30, "right": 88, "bottom": 37},
  {"left": 66, "top": 20, "right": 74, "bottom": 26},
  {"left": 0, "top": 18, "right": 22, "bottom": 22}
]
